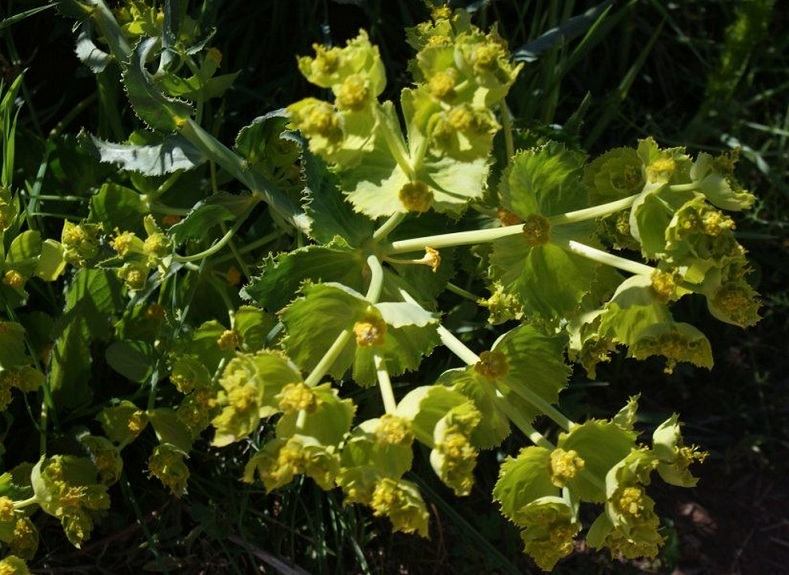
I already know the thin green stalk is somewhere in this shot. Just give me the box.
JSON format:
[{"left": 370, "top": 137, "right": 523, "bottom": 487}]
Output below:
[
  {"left": 386, "top": 224, "right": 522, "bottom": 255},
  {"left": 548, "top": 193, "right": 639, "bottom": 225},
  {"left": 555, "top": 238, "right": 655, "bottom": 276},
  {"left": 172, "top": 202, "right": 257, "bottom": 263},
  {"left": 211, "top": 229, "right": 283, "bottom": 265},
  {"left": 501, "top": 379, "right": 573, "bottom": 432},
  {"left": 490, "top": 392, "right": 554, "bottom": 449},
  {"left": 48, "top": 92, "right": 97, "bottom": 139},
  {"left": 501, "top": 101, "right": 515, "bottom": 161},
  {"left": 364, "top": 254, "right": 384, "bottom": 303},
  {"left": 373, "top": 105, "right": 415, "bottom": 181},
  {"left": 372, "top": 213, "right": 406, "bottom": 242},
  {"left": 374, "top": 353, "right": 397, "bottom": 414},
  {"left": 445, "top": 282, "right": 481, "bottom": 303},
  {"left": 669, "top": 182, "right": 701, "bottom": 193},
  {"left": 304, "top": 329, "right": 352, "bottom": 387}
]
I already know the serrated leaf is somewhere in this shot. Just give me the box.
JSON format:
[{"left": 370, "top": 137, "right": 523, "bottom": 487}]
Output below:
[
  {"left": 490, "top": 235, "right": 599, "bottom": 319},
  {"left": 492, "top": 325, "right": 571, "bottom": 422},
  {"left": 75, "top": 23, "right": 112, "bottom": 73},
  {"left": 232, "top": 306, "right": 277, "bottom": 353},
  {"left": 280, "top": 283, "right": 366, "bottom": 379},
  {"left": 396, "top": 385, "right": 468, "bottom": 446},
  {"left": 123, "top": 37, "right": 193, "bottom": 131},
  {"left": 281, "top": 283, "right": 439, "bottom": 385},
  {"left": 86, "top": 134, "right": 206, "bottom": 176},
  {"left": 501, "top": 143, "right": 587, "bottom": 218},
  {"left": 302, "top": 147, "right": 374, "bottom": 245},
  {"left": 243, "top": 239, "right": 366, "bottom": 312},
  {"left": 168, "top": 192, "right": 256, "bottom": 243},
  {"left": 493, "top": 446, "right": 558, "bottom": 522},
  {"left": 435, "top": 368, "right": 511, "bottom": 449},
  {"left": 557, "top": 420, "right": 638, "bottom": 502}
]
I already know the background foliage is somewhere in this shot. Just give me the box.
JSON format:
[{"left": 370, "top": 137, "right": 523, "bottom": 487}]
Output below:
[{"left": 0, "top": 0, "right": 787, "bottom": 573}]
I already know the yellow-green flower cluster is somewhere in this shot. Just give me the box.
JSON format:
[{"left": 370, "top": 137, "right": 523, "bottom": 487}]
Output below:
[
  {"left": 61, "top": 221, "right": 101, "bottom": 267},
  {"left": 148, "top": 444, "right": 190, "bottom": 497},
  {"left": 110, "top": 216, "right": 173, "bottom": 291},
  {"left": 370, "top": 477, "right": 429, "bottom": 536},
  {"left": 34, "top": 455, "right": 111, "bottom": 548}
]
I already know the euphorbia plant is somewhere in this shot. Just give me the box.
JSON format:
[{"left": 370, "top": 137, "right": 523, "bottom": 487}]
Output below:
[{"left": 0, "top": 0, "right": 760, "bottom": 571}]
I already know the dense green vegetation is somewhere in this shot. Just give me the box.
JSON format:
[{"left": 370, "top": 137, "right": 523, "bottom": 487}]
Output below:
[{"left": 0, "top": 1, "right": 786, "bottom": 573}]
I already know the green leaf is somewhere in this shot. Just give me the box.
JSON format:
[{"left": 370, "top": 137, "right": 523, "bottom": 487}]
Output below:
[
  {"left": 97, "top": 400, "right": 149, "bottom": 445},
  {"left": 557, "top": 420, "right": 638, "bottom": 502},
  {"left": 122, "top": 37, "right": 193, "bottom": 132},
  {"left": 396, "top": 385, "right": 470, "bottom": 447},
  {"left": 89, "top": 182, "right": 148, "bottom": 234},
  {"left": 493, "top": 446, "right": 558, "bottom": 523},
  {"left": 232, "top": 306, "right": 277, "bottom": 353},
  {"left": 435, "top": 368, "right": 511, "bottom": 449},
  {"left": 7, "top": 230, "right": 41, "bottom": 277},
  {"left": 491, "top": 325, "right": 571, "bottom": 422},
  {"left": 50, "top": 269, "right": 124, "bottom": 406},
  {"left": 86, "top": 134, "right": 206, "bottom": 176},
  {"left": 105, "top": 340, "right": 157, "bottom": 383},
  {"left": 500, "top": 143, "right": 587, "bottom": 218},
  {"left": 691, "top": 151, "right": 754, "bottom": 211},
  {"left": 302, "top": 148, "right": 374, "bottom": 245},
  {"left": 35, "top": 239, "right": 66, "bottom": 281},
  {"left": 276, "top": 383, "right": 355, "bottom": 446},
  {"left": 148, "top": 407, "right": 193, "bottom": 453},
  {"left": 243, "top": 239, "right": 366, "bottom": 312},
  {"left": 168, "top": 192, "right": 256, "bottom": 244},
  {"left": 490, "top": 236, "right": 599, "bottom": 319},
  {"left": 280, "top": 283, "right": 365, "bottom": 380},
  {"left": 0, "top": 321, "right": 32, "bottom": 368}
]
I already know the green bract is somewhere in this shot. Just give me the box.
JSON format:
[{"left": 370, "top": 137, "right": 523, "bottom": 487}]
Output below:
[{"left": 0, "top": 1, "right": 764, "bottom": 571}]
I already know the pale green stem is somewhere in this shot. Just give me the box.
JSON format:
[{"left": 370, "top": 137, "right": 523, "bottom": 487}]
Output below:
[
  {"left": 373, "top": 105, "right": 415, "bottom": 181},
  {"left": 304, "top": 328, "right": 352, "bottom": 387},
  {"left": 386, "top": 224, "right": 522, "bottom": 255},
  {"left": 172, "top": 203, "right": 257, "bottom": 263},
  {"left": 501, "top": 380, "right": 573, "bottom": 432},
  {"left": 373, "top": 213, "right": 407, "bottom": 242},
  {"left": 398, "top": 287, "right": 572, "bottom": 432},
  {"left": 386, "top": 194, "right": 644, "bottom": 255},
  {"left": 555, "top": 238, "right": 656, "bottom": 276},
  {"left": 490, "top": 391, "right": 554, "bottom": 450},
  {"left": 296, "top": 409, "right": 308, "bottom": 432},
  {"left": 13, "top": 496, "right": 38, "bottom": 510},
  {"left": 445, "top": 282, "right": 481, "bottom": 302},
  {"left": 500, "top": 101, "right": 515, "bottom": 161},
  {"left": 374, "top": 352, "right": 397, "bottom": 414},
  {"left": 212, "top": 229, "right": 283, "bottom": 265},
  {"left": 365, "top": 254, "right": 384, "bottom": 303},
  {"left": 398, "top": 288, "right": 481, "bottom": 364},
  {"left": 297, "top": 255, "right": 383, "bottom": 388},
  {"left": 669, "top": 182, "right": 701, "bottom": 193},
  {"left": 548, "top": 194, "right": 639, "bottom": 226}
]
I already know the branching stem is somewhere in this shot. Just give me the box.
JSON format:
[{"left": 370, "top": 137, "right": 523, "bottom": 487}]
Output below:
[{"left": 374, "top": 353, "right": 397, "bottom": 414}]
